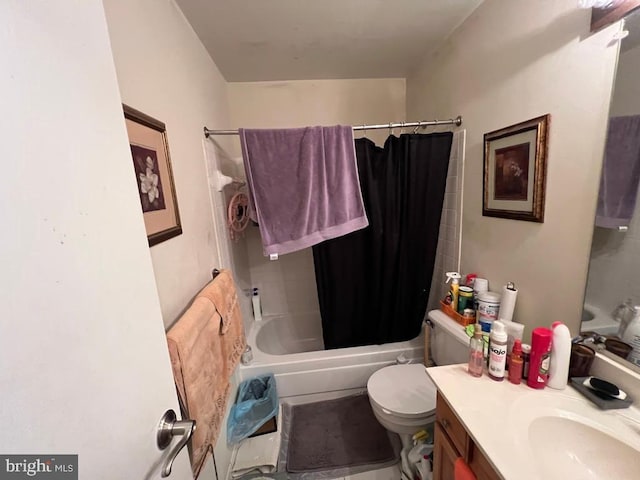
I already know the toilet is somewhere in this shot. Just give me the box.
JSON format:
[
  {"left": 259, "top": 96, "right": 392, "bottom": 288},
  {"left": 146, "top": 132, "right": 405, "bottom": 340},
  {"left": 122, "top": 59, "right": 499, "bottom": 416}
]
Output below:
[{"left": 367, "top": 310, "right": 470, "bottom": 444}]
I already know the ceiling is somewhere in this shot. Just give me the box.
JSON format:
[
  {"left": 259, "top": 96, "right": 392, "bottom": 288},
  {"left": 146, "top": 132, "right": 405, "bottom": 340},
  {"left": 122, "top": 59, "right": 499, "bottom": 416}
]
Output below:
[{"left": 175, "top": 0, "right": 483, "bottom": 82}]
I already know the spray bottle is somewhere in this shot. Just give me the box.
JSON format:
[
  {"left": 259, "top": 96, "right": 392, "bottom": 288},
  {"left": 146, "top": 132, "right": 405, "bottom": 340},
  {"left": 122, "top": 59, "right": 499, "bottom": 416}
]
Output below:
[{"left": 445, "top": 272, "right": 462, "bottom": 312}]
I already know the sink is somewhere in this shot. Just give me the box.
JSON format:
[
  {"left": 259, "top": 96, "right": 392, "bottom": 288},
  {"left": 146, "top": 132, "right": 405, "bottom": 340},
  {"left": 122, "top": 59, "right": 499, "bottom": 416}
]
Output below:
[
  {"left": 508, "top": 392, "right": 640, "bottom": 479},
  {"left": 528, "top": 416, "right": 639, "bottom": 479}
]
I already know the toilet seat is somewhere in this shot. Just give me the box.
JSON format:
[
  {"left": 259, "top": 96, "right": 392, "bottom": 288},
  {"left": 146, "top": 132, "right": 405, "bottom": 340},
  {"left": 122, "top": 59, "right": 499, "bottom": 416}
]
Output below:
[{"left": 367, "top": 364, "right": 437, "bottom": 418}]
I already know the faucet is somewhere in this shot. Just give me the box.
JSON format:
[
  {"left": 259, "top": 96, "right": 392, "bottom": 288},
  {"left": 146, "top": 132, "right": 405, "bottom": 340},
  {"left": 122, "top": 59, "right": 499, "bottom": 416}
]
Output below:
[{"left": 613, "top": 299, "right": 635, "bottom": 336}]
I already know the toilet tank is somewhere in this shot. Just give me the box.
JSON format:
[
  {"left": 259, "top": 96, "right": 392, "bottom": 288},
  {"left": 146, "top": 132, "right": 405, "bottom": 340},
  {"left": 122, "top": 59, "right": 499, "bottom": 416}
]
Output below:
[{"left": 427, "top": 310, "right": 470, "bottom": 366}]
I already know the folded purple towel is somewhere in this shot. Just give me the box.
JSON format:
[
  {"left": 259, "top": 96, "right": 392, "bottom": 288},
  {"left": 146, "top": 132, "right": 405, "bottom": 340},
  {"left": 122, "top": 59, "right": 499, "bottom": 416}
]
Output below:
[
  {"left": 596, "top": 115, "right": 640, "bottom": 229},
  {"left": 239, "top": 126, "right": 368, "bottom": 255}
]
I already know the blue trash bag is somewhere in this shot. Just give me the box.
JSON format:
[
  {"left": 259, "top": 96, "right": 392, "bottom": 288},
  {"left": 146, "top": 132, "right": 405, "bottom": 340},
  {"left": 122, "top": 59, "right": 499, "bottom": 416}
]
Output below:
[{"left": 227, "top": 374, "right": 278, "bottom": 444}]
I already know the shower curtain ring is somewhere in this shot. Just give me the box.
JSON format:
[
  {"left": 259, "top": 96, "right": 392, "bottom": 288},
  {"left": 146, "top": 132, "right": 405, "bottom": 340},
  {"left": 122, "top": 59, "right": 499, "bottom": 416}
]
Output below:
[
  {"left": 413, "top": 121, "right": 422, "bottom": 134},
  {"left": 389, "top": 122, "right": 393, "bottom": 136},
  {"left": 400, "top": 121, "right": 405, "bottom": 135}
]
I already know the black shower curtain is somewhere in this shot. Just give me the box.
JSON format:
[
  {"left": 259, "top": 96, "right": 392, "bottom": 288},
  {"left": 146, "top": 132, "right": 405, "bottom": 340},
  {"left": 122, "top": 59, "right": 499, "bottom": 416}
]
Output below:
[{"left": 312, "top": 132, "right": 453, "bottom": 349}]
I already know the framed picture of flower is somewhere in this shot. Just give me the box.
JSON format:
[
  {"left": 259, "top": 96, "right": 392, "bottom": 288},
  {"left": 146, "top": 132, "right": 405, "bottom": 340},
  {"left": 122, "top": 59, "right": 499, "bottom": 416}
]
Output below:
[
  {"left": 123, "top": 105, "right": 182, "bottom": 246},
  {"left": 483, "top": 115, "right": 550, "bottom": 223}
]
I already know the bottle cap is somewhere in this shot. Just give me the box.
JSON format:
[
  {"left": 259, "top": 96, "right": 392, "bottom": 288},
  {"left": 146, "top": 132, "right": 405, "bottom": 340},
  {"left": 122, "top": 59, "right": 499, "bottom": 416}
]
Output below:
[
  {"left": 512, "top": 339, "right": 522, "bottom": 355},
  {"left": 491, "top": 320, "right": 506, "bottom": 335},
  {"left": 473, "top": 323, "right": 482, "bottom": 338},
  {"left": 445, "top": 272, "right": 461, "bottom": 284},
  {"left": 522, "top": 343, "right": 531, "bottom": 353}
]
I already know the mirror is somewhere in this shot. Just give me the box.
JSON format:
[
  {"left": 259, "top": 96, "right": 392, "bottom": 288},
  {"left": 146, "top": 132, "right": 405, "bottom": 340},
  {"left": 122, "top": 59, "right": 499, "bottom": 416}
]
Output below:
[{"left": 582, "top": 10, "right": 640, "bottom": 368}]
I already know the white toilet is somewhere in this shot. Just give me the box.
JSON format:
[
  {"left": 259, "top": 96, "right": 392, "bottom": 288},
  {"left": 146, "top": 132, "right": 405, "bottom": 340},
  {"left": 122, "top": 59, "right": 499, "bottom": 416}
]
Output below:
[{"left": 367, "top": 310, "right": 471, "bottom": 442}]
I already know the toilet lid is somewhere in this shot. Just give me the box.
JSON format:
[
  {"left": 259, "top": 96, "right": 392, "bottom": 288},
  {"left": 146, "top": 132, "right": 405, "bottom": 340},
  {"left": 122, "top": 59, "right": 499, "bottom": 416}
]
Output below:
[{"left": 367, "top": 364, "right": 437, "bottom": 417}]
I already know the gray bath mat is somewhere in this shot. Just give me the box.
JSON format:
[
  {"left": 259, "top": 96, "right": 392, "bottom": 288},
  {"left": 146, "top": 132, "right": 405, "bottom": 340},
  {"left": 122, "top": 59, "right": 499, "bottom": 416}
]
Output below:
[{"left": 286, "top": 394, "right": 398, "bottom": 472}]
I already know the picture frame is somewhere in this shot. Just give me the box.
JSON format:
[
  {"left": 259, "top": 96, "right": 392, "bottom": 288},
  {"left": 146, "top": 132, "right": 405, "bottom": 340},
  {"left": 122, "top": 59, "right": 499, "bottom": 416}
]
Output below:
[
  {"left": 590, "top": 0, "right": 640, "bottom": 32},
  {"left": 483, "top": 115, "right": 550, "bottom": 223},
  {"left": 123, "top": 105, "right": 182, "bottom": 246}
]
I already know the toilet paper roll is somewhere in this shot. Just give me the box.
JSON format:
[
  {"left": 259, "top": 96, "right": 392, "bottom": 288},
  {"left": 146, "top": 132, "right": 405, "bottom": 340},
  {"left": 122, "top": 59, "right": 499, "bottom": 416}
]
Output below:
[{"left": 499, "top": 284, "right": 518, "bottom": 323}]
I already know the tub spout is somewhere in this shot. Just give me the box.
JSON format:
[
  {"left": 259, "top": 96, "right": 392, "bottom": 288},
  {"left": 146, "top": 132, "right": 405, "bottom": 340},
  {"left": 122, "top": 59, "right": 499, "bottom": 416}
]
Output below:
[{"left": 395, "top": 353, "right": 410, "bottom": 365}]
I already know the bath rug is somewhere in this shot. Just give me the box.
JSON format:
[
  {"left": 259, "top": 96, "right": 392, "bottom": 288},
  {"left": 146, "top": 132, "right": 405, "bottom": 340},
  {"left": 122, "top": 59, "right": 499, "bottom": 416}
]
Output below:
[{"left": 286, "top": 394, "right": 398, "bottom": 472}]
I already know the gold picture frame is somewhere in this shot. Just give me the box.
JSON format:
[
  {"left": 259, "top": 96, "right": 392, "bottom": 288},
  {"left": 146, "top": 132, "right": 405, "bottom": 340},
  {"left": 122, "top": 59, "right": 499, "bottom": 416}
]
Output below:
[
  {"left": 123, "top": 105, "right": 182, "bottom": 246},
  {"left": 483, "top": 115, "right": 550, "bottom": 223}
]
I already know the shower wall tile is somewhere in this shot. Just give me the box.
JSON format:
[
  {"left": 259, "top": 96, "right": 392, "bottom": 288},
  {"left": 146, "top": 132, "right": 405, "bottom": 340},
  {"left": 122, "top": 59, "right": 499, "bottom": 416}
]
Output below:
[
  {"left": 428, "top": 131, "right": 465, "bottom": 314},
  {"left": 246, "top": 227, "right": 321, "bottom": 318}
]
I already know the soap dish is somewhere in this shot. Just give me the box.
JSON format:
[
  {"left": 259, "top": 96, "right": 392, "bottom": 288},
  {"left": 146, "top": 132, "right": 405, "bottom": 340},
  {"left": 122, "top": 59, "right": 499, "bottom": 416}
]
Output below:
[{"left": 570, "top": 377, "right": 633, "bottom": 410}]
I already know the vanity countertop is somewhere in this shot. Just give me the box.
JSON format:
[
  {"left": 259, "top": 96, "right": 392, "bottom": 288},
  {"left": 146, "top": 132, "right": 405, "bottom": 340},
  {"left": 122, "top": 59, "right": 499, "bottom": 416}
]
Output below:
[{"left": 426, "top": 364, "right": 640, "bottom": 480}]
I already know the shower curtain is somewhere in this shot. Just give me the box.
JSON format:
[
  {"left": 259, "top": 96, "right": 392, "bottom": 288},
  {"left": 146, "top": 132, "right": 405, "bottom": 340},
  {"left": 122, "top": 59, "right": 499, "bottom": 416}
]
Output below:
[{"left": 313, "top": 132, "right": 453, "bottom": 349}]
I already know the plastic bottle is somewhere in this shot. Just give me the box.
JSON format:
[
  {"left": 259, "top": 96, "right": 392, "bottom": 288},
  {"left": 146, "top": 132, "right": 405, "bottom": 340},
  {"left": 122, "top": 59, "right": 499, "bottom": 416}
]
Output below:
[
  {"left": 622, "top": 306, "right": 640, "bottom": 367},
  {"left": 527, "top": 327, "right": 553, "bottom": 389},
  {"left": 445, "top": 272, "right": 461, "bottom": 312},
  {"left": 488, "top": 320, "right": 508, "bottom": 381},
  {"left": 509, "top": 340, "right": 524, "bottom": 385},
  {"left": 548, "top": 321, "right": 571, "bottom": 390},
  {"left": 252, "top": 287, "right": 262, "bottom": 322},
  {"left": 521, "top": 343, "right": 531, "bottom": 380},
  {"left": 468, "top": 324, "right": 484, "bottom": 377}
]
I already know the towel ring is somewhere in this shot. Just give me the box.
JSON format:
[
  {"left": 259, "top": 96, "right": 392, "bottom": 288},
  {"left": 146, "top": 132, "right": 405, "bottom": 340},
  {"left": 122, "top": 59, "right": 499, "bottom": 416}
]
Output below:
[{"left": 227, "top": 192, "right": 250, "bottom": 241}]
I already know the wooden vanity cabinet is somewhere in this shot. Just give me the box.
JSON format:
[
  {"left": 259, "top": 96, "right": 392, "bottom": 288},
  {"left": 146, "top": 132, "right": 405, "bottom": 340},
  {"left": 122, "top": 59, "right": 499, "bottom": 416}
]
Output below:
[{"left": 433, "top": 392, "right": 501, "bottom": 480}]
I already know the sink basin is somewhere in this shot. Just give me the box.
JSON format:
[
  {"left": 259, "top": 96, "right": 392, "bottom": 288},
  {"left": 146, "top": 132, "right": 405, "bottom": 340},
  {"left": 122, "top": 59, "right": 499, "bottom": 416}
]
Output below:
[
  {"left": 508, "top": 392, "right": 640, "bottom": 479},
  {"left": 582, "top": 308, "right": 595, "bottom": 323},
  {"left": 529, "top": 416, "right": 640, "bottom": 479}
]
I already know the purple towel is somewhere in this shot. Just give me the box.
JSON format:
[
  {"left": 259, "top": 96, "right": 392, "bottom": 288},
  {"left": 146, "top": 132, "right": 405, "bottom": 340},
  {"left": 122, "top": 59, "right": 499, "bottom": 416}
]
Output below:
[
  {"left": 239, "top": 126, "right": 368, "bottom": 255},
  {"left": 596, "top": 115, "right": 640, "bottom": 229}
]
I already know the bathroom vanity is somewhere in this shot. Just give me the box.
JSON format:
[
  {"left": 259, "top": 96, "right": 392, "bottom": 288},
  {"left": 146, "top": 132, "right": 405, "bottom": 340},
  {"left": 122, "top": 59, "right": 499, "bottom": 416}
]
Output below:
[
  {"left": 427, "top": 364, "right": 640, "bottom": 480},
  {"left": 433, "top": 391, "right": 500, "bottom": 480}
]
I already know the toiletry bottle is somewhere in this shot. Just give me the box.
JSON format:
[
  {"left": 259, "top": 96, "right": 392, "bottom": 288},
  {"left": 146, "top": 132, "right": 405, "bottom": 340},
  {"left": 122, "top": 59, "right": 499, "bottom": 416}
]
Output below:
[
  {"left": 509, "top": 340, "right": 524, "bottom": 385},
  {"left": 521, "top": 343, "right": 531, "bottom": 380},
  {"left": 527, "top": 327, "right": 553, "bottom": 389},
  {"left": 252, "top": 287, "right": 262, "bottom": 322},
  {"left": 622, "top": 306, "right": 640, "bottom": 366},
  {"left": 548, "top": 321, "right": 571, "bottom": 390},
  {"left": 468, "top": 324, "right": 484, "bottom": 377},
  {"left": 445, "top": 272, "right": 461, "bottom": 312},
  {"left": 488, "top": 320, "right": 508, "bottom": 381}
]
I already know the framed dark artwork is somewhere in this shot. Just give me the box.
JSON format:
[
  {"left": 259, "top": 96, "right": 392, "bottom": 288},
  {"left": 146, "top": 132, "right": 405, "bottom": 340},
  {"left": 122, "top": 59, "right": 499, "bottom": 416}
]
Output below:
[
  {"left": 123, "top": 105, "right": 182, "bottom": 246},
  {"left": 483, "top": 115, "right": 550, "bottom": 223},
  {"left": 590, "top": 0, "right": 640, "bottom": 32}
]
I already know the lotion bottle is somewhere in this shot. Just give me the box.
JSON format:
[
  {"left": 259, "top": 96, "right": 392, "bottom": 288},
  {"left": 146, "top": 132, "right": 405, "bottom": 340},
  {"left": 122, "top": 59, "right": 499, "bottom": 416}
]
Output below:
[
  {"left": 252, "top": 287, "right": 262, "bottom": 322},
  {"left": 468, "top": 324, "right": 484, "bottom": 377},
  {"left": 488, "top": 320, "right": 508, "bottom": 381},
  {"left": 548, "top": 321, "right": 571, "bottom": 390},
  {"left": 527, "top": 327, "right": 552, "bottom": 389}
]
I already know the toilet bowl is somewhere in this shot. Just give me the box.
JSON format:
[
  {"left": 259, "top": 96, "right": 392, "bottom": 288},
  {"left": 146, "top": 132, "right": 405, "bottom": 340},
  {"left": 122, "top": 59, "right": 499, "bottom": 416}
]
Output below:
[
  {"left": 368, "top": 363, "right": 438, "bottom": 435},
  {"left": 367, "top": 310, "right": 470, "bottom": 438}
]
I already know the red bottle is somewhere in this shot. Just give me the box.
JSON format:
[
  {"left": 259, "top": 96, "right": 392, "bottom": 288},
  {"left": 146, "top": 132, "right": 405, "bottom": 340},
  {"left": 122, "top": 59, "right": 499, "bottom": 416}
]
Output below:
[{"left": 527, "top": 327, "right": 553, "bottom": 389}]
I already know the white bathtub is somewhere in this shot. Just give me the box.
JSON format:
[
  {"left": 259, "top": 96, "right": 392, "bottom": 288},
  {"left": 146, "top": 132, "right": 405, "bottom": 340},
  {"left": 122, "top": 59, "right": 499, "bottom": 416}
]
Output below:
[{"left": 239, "top": 312, "right": 425, "bottom": 397}]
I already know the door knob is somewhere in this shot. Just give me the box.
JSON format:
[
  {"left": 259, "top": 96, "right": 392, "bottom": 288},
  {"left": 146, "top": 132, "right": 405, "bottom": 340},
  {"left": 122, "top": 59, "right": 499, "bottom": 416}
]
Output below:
[{"left": 157, "top": 409, "right": 196, "bottom": 477}]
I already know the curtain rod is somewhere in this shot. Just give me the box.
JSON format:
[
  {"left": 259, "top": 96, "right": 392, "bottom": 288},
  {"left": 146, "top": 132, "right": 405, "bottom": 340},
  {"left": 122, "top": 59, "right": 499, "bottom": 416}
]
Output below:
[{"left": 203, "top": 116, "right": 462, "bottom": 138}]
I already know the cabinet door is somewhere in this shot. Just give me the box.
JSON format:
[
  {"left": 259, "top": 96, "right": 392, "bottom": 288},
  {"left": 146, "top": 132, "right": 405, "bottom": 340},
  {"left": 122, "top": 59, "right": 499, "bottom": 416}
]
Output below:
[{"left": 433, "top": 421, "right": 460, "bottom": 480}]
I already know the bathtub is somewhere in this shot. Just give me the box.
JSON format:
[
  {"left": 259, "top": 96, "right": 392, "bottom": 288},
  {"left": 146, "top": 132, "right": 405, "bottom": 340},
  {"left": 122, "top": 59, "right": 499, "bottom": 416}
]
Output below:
[{"left": 239, "top": 312, "right": 425, "bottom": 398}]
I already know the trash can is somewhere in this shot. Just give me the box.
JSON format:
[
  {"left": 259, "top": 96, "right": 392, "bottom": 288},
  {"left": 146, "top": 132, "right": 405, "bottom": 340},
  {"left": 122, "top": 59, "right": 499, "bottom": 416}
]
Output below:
[{"left": 227, "top": 374, "right": 279, "bottom": 444}]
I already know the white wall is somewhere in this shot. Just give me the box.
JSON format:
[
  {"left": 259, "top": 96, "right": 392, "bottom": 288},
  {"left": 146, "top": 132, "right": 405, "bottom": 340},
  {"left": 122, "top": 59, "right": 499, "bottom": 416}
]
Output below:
[
  {"left": 610, "top": 43, "right": 640, "bottom": 116},
  {"left": 407, "top": 0, "right": 619, "bottom": 337},
  {"left": 0, "top": 1, "right": 191, "bottom": 477},
  {"left": 103, "top": 2, "right": 250, "bottom": 477},
  {"left": 585, "top": 42, "right": 640, "bottom": 313},
  {"left": 227, "top": 78, "right": 406, "bottom": 323},
  {"left": 103, "top": 0, "right": 235, "bottom": 328}
]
